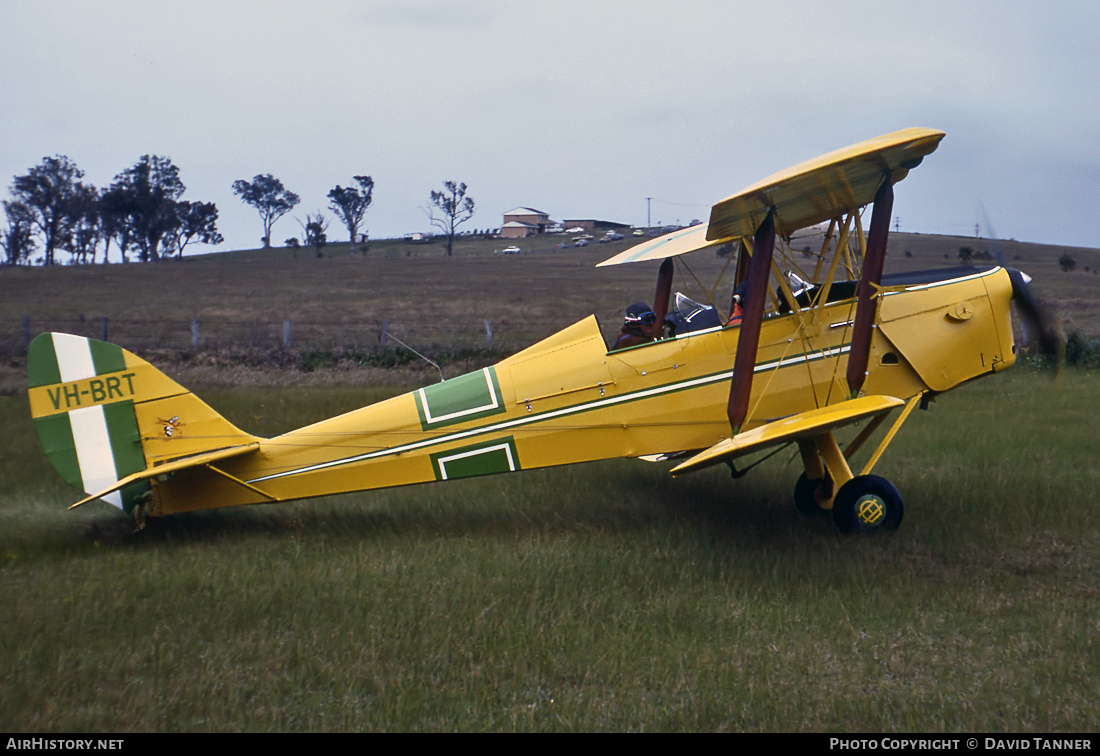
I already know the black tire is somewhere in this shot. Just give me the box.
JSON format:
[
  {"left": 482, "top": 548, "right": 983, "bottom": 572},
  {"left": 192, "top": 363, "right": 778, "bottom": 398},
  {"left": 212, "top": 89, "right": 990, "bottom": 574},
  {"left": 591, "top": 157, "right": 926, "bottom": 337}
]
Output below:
[
  {"left": 831, "top": 475, "right": 904, "bottom": 534},
  {"left": 793, "top": 472, "right": 831, "bottom": 517}
]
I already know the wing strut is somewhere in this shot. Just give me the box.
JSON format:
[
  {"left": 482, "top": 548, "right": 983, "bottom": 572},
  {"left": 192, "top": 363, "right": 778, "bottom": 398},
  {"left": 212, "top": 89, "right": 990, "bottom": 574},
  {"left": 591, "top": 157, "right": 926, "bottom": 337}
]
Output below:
[
  {"left": 651, "top": 258, "right": 674, "bottom": 338},
  {"left": 845, "top": 176, "right": 894, "bottom": 399},
  {"left": 727, "top": 209, "right": 776, "bottom": 435}
]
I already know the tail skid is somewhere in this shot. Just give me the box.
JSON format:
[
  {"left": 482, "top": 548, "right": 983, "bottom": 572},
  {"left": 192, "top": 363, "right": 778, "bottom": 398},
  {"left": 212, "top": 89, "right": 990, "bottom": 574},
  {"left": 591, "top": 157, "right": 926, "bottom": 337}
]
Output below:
[{"left": 28, "top": 333, "right": 261, "bottom": 513}]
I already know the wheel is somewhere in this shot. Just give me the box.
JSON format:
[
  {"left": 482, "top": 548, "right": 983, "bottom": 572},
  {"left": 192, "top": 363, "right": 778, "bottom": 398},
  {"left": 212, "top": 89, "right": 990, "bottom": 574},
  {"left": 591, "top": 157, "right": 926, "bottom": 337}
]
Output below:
[
  {"left": 831, "top": 475, "right": 903, "bottom": 534},
  {"left": 793, "top": 472, "right": 831, "bottom": 516}
]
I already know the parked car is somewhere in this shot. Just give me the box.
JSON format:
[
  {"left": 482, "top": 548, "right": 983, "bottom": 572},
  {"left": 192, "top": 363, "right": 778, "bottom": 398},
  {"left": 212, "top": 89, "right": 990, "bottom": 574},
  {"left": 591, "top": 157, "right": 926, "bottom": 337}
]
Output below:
[
  {"left": 574, "top": 239, "right": 589, "bottom": 247},
  {"left": 502, "top": 245, "right": 521, "bottom": 254}
]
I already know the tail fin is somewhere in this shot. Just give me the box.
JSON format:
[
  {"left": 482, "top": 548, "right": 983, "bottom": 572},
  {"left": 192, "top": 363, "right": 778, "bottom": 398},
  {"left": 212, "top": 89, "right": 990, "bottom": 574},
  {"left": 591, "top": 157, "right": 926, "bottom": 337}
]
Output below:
[{"left": 28, "top": 333, "right": 260, "bottom": 512}]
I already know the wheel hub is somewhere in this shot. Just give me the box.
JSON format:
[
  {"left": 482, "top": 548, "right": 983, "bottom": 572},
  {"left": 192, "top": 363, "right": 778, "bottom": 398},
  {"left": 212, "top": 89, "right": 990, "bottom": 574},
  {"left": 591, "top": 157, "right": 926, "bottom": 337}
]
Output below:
[{"left": 855, "top": 494, "right": 886, "bottom": 527}]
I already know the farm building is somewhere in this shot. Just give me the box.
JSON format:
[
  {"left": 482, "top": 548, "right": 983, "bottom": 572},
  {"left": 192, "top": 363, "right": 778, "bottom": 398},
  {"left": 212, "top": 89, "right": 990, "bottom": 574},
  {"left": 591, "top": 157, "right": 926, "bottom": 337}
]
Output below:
[
  {"left": 563, "top": 219, "right": 630, "bottom": 231},
  {"left": 501, "top": 207, "right": 551, "bottom": 238}
]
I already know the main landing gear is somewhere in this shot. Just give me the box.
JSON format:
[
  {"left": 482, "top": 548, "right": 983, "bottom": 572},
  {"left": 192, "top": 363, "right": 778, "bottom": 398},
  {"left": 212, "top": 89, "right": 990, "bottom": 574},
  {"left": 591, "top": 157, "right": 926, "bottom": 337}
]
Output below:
[
  {"left": 830, "top": 475, "right": 903, "bottom": 533},
  {"left": 794, "top": 468, "right": 904, "bottom": 534},
  {"left": 791, "top": 396, "right": 921, "bottom": 534}
]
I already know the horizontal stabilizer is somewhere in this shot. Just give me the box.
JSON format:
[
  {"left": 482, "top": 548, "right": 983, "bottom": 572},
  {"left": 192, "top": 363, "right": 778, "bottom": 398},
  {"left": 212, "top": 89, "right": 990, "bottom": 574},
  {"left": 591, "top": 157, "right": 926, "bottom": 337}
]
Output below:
[
  {"left": 670, "top": 395, "right": 904, "bottom": 476},
  {"left": 68, "top": 443, "right": 261, "bottom": 509}
]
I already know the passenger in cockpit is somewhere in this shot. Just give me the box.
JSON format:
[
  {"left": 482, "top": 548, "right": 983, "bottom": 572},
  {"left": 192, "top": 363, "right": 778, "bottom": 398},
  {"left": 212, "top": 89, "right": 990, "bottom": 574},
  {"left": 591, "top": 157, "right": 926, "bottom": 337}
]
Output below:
[
  {"left": 612, "top": 302, "right": 658, "bottom": 350},
  {"left": 728, "top": 281, "right": 748, "bottom": 325}
]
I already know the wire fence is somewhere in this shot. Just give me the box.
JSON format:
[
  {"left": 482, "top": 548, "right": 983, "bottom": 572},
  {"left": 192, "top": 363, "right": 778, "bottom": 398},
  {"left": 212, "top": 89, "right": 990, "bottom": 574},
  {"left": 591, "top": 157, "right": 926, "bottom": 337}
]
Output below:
[{"left": 0, "top": 314, "right": 595, "bottom": 360}]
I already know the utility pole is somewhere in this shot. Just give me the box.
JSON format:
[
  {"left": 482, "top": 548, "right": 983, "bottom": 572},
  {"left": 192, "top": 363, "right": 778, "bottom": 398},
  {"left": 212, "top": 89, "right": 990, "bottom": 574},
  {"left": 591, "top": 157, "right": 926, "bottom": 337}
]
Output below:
[
  {"left": 894, "top": 216, "right": 901, "bottom": 233},
  {"left": 646, "top": 197, "right": 652, "bottom": 228}
]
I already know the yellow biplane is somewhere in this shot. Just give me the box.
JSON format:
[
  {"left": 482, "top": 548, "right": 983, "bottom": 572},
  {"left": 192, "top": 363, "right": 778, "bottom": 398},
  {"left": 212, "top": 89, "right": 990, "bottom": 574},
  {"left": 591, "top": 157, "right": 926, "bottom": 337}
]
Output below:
[{"left": 27, "top": 128, "right": 1049, "bottom": 533}]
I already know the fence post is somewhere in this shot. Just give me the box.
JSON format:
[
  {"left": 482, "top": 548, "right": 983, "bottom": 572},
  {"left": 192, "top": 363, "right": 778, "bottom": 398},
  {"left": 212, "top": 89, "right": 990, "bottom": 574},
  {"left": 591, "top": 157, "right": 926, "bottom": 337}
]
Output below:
[
  {"left": 485, "top": 319, "right": 493, "bottom": 349},
  {"left": 283, "top": 320, "right": 291, "bottom": 348},
  {"left": 380, "top": 319, "right": 389, "bottom": 345},
  {"left": 23, "top": 316, "right": 30, "bottom": 347},
  {"left": 100, "top": 316, "right": 108, "bottom": 342},
  {"left": 191, "top": 318, "right": 200, "bottom": 348}
]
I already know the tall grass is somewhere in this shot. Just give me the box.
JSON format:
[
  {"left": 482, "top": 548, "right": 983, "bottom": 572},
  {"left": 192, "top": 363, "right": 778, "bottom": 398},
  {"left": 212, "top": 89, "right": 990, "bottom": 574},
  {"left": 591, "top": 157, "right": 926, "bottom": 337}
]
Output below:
[{"left": 1, "top": 371, "right": 1097, "bottom": 731}]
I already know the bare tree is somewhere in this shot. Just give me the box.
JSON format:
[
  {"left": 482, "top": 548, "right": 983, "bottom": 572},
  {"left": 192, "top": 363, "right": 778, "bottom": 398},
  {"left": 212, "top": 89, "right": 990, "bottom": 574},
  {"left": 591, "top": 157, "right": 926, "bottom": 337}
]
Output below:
[
  {"left": 427, "top": 180, "right": 475, "bottom": 257},
  {"left": 232, "top": 174, "right": 300, "bottom": 248},
  {"left": 298, "top": 212, "right": 330, "bottom": 258},
  {"left": 328, "top": 175, "right": 374, "bottom": 245}
]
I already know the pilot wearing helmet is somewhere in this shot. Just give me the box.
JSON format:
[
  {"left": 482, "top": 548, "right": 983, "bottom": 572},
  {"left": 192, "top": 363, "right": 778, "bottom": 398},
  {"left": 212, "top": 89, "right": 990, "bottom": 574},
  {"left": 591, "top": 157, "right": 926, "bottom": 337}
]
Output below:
[{"left": 612, "top": 302, "right": 659, "bottom": 350}]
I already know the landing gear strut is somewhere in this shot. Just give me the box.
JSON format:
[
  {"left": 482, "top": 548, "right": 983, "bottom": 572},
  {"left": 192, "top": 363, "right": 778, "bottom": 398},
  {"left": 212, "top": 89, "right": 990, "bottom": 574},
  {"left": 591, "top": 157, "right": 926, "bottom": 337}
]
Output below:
[
  {"left": 793, "top": 472, "right": 832, "bottom": 516},
  {"left": 793, "top": 431, "right": 905, "bottom": 534}
]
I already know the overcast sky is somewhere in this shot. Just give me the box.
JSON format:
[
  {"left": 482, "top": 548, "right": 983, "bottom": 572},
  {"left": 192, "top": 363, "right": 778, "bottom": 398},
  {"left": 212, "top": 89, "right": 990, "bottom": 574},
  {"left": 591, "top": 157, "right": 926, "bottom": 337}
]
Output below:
[{"left": 2, "top": 0, "right": 1098, "bottom": 255}]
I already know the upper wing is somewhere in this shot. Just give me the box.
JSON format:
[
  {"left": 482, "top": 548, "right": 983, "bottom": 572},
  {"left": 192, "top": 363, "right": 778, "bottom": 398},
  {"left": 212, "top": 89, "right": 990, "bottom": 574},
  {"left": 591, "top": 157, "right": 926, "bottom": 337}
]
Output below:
[
  {"left": 595, "top": 224, "right": 736, "bottom": 268},
  {"left": 706, "top": 127, "right": 945, "bottom": 241},
  {"left": 596, "top": 127, "right": 945, "bottom": 268}
]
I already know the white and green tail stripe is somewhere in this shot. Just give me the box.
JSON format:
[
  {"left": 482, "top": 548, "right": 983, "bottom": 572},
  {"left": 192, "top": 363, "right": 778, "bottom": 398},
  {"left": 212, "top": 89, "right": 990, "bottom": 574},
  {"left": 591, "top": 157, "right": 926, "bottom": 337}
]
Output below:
[{"left": 28, "top": 333, "right": 149, "bottom": 512}]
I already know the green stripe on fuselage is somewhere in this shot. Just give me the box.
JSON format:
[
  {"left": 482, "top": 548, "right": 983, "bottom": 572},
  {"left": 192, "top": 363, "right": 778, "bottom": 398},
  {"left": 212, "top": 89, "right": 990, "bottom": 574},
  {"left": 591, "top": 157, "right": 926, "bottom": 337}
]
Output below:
[{"left": 248, "top": 343, "right": 852, "bottom": 485}]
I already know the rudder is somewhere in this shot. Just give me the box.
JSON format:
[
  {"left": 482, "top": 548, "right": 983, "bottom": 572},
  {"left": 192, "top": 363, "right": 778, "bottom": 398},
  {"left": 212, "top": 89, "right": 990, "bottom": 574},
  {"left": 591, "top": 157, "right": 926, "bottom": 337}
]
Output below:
[{"left": 28, "top": 333, "right": 259, "bottom": 512}]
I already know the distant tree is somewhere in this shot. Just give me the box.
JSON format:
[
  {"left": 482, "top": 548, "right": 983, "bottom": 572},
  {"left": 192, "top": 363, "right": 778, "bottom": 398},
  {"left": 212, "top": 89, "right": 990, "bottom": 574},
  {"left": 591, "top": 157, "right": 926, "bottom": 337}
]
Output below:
[
  {"left": 9, "top": 155, "right": 90, "bottom": 265},
  {"left": 232, "top": 174, "right": 299, "bottom": 248},
  {"left": 427, "top": 180, "right": 475, "bottom": 257},
  {"left": 99, "top": 183, "right": 135, "bottom": 263},
  {"left": 958, "top": 246, "right": 973, "bottom": 264},
  {"left": 66, "top": 183, "right": 102, "bottom": 265},
  {"left": 298, "top": 212, "right": 329, "bottom": 258},
  {"left": 165, "top": 201, "right": 223, "bottom": 259},
  {"left": 108, "top": 155, "right": 186, "bottom": 262},
  {"left": 1, "top": 201, "right": 37, "bottom": 265},
  {"left": 327, "top": 175, "right": 374, "bottom": 244},
  {"left": 1059, "top": 252, "right": 1076, "bottom": 272}
]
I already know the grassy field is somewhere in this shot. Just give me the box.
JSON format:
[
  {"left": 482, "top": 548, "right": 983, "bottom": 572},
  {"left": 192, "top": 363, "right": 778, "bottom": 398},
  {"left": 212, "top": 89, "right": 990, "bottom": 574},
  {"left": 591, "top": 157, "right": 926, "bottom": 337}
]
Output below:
[
  {"left": 2, "top": 368, "right": 1098, "bottom": 731},
  {"left": 2, "top": 231, "right": 1098, "bottom": 731}
]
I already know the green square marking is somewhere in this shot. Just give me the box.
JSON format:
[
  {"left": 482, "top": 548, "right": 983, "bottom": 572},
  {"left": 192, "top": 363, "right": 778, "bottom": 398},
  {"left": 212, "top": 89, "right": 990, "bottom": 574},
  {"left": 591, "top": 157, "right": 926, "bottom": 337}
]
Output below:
[
  {"left": 415, "top": 367, "right": 506, "bottom": 429},
  {"left": 429, "top": 437, "right": 520, "bottom": 481}
]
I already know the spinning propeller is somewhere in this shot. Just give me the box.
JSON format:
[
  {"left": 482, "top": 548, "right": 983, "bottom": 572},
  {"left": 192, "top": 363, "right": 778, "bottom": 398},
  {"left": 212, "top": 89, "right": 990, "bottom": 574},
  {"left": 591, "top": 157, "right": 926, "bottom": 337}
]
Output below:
[{"left": 979, "top": 203, "right": 1064, "bottom": 378}]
